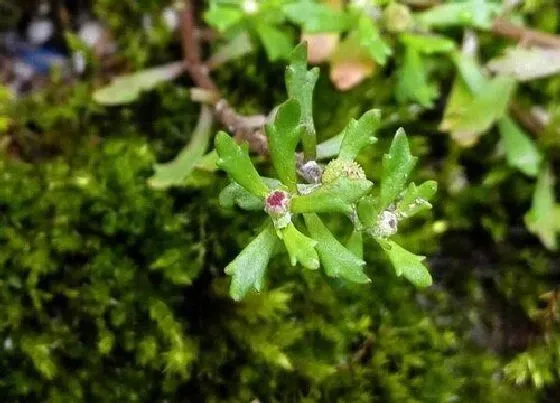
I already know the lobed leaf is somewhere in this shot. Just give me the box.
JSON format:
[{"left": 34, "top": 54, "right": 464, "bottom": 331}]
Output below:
[
  {"left": 304, "top": 213, "right": 370, "bottom": 283},
  {"left": 215, "top": 131, "right": 269, "bottom": 198},
  {"left": 379, "top": 128, "right": 417, "bottom": 211},
  {"left": 286, "top": 43, "right": 320, "bottom": 158},
  {"left": 397, "top": 181, "right": 437, "bottom": 219},
  {"left": 291, "top": 176, "right": 373, "bottom": 214},
  {"left": 225, "top": 223, "right": 279, "bottom": 301},
  {"left": 338, "top": 109, "right": 380, "bottom": 161},
  {"left": 219, "top": 182, "right": 264, "bottom": 211},
  {"left": 279, "top": 223, "right": 320, "bottom": 270},
  {"left": 377, "top": 239, "right": 432, "bottom": 287},
  {"left": 266, "top": 99, "right": 302, "bottom": 191}
]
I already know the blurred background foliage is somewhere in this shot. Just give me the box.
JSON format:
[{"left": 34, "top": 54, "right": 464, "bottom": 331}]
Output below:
[{"left": 0, "top": 0, "right": 559, "bottom": 401}]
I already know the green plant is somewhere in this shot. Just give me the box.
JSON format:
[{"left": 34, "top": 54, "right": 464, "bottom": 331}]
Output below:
[
  {"left": 92, "top": 0, "right": 560, "bottom": 252},
  {"left": 3, "top": 0, "right": 560, "bottom": 401},
  {"left": 214, "top": 44, "right": 436, "bottom": 300}
]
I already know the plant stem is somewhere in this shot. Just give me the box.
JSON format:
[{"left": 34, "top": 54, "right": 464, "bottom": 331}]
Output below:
[
  {"left": 180, "top": 0, "right": 270, "bottom": 154},
  {"left": 302, "top": 127, "right": 317, "bottom": 162},
  {"left": 491, "top": 17, "right": 560, "bottom": 48}
]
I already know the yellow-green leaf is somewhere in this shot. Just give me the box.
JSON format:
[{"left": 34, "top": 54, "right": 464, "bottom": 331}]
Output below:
[
  {"left": 377, "top": 239, "right": 432, "bottom": 287},
  {"left": 93, "top": 62, "right": 185, "bottom": 105},
  {"left": 215, "top": 131, "right": 269, "bottom": 198},
  {"left": 498, "top": 116, "right": 542, "bottom": 177},
  {"left": 225, "top": 223, "right": 278, "bottom": 300},
  {"left": 148, "top": 107, "right": 213, "bottom": 189},
  {"left": 279, "top": 223, "right": 320, "bottom": 270},
  {"left": 266, "top": 99, "right": 302, "bottom": 191},
  {"left": 304, "top": 213, "right": 370, "bottom": 283}
]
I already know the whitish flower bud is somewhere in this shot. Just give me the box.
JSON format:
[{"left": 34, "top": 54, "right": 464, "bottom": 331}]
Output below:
[
  {"left": 374, "top": 210, "right": 398, "bottom": 238},
  {"left": 384, "top": 3, "right": 412, "bottom": 33},
  {"left": 298, "top": 161, "right": 323, "bottom": 184},
  {"left": 322, "top": 158, "right": 366, "bottom": 184}
]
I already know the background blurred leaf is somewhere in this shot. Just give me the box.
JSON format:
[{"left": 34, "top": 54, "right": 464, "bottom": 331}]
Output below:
[
  {"left": 453, "top": 52, "right": 487, "bottom": 92},
  {"left": 440, "top": 76, "right": 479, "bottom": 146},
  {"left": 205, "top": 2, "right": 243, "bottom": 32},
  {"left": 396, "top": 47, "right": 438, "bottom": 107},
  {"left": 488, "top": 47, "right": 560, "bottom": 81},
  {"left": 400, "top": 33, "right": 455, "bottom": 54},
  {"left": 417, "top": 0, "right": 502, "bottom": 29},
  {"left": 256, "top": 23, "right": 294, "bottom": 61},
  {"left": 93, "top": 62, "right": 185, "bottom": 105},
  {"left": 525, "top": 166, "right": 560, "bottom": 250},
  {"left": 209, "top": 31, "right": 254, "bottom": 67},
  {"left": 498, "top": 116, "right": 542, "bottom": 177},
  {"left": 148, "top": 107, "right": 213, "bottom": 189},
  {"left": 441, "top": 76, "right": 515, "bottom": 144},
  {"left": 283, "top": 2, "right": 350, "bottom": 33},
  {"left": 357, "top": 14, "right": 391, "bottom": 65}
]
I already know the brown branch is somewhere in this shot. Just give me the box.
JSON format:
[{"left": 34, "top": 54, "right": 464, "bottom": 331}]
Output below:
[
  {"left": 509, "top": 101, "right": 546, "bottom": 136},
  {"left": 180, "top": 1, "right": 216, "bottom": 92},
  {"left": 491, "top": 17, "right": 560, "bottom": 48},
  {"left": 180, "top": 0, "right": 270, "bottom": 154}
]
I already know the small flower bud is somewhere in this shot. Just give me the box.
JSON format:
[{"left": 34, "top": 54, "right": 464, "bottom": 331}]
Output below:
[
  {"left": 265, "top": 190, "right": 292, "bottom": 229},
  {"left": 374, "top": 210, "right": 398, "bottom": 238},
  {"left": 384, "top": 3, "right": 412, "bottom": 33},
  {"left": 322, "top": 158, "right": 366, "bottom": 184},
  {"left": 298, "top": 161, "right": 323, "bottom": 184}
]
